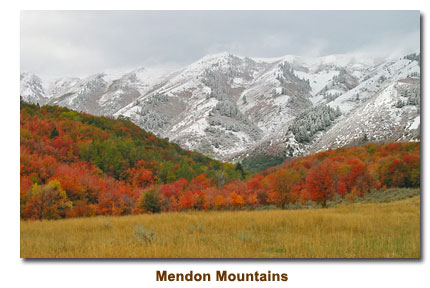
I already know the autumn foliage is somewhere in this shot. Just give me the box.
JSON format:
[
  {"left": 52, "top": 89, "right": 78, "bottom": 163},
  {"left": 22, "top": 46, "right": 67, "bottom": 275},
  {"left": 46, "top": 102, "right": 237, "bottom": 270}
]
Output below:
[{"left": 20, "top": 102, "right": 420, "bottom": 220}]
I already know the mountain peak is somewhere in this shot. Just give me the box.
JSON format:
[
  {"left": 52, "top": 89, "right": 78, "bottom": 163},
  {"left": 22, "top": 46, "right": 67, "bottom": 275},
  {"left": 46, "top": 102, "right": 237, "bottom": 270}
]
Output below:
[{"left": 193, "top": 52, "right": 242, "bottom": 66}]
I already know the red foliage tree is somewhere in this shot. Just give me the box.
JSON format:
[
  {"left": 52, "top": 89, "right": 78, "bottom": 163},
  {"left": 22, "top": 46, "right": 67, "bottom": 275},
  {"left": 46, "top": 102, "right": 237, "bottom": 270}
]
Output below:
[
  {"left": 306, "top": 161, "right": 335, "bottom": 208},
  {"left": 267, "top": 169, "right": 301, "bottom": 209}
]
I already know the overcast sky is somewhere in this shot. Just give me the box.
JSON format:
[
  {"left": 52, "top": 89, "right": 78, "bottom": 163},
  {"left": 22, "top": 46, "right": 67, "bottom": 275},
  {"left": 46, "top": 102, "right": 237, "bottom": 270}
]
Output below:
[{"left": 21, "top": 10, "right": 420, "bottom": 79}]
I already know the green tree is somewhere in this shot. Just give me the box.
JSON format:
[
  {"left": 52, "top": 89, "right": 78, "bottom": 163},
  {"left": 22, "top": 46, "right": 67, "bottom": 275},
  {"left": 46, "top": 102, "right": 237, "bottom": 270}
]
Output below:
[
  {"left": 177, "top": 161, "right": 194, "bottom": 181},
  {"left": 235, "top": 163, "right": 246, "bottom": 179},
  {"left": 157, "top": 161, "right": 176, "bottom": 183},
  {"left": 50, "top": 126, "right": 59, "bottom": 139},
  {"left": 141, "top": 187, "right": 161, "bottom": 213}
]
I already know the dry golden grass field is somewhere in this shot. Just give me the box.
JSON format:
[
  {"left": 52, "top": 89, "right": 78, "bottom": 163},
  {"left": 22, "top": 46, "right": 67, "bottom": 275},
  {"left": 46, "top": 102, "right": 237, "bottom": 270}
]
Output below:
[{"left": 20, "top": 195, "right": 420, "bottom": 258}]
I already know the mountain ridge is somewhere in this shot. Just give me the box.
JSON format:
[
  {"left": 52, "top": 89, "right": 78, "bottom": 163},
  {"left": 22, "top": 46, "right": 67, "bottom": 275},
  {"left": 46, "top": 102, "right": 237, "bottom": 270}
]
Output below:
[{"left": 21, "top": 51, "right": 420, "bottom": 162}]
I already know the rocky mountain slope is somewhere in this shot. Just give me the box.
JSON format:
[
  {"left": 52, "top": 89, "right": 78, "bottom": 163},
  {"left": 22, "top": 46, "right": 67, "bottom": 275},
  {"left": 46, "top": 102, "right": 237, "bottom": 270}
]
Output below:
[{"left": 21, "top": 52, "right": 420, "bottom": 162}]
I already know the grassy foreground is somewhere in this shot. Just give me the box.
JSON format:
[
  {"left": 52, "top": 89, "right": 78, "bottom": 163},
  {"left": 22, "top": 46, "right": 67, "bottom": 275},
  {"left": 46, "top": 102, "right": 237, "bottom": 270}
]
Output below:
[{"left": 21, "top": 196, "right": 420, "bottom": 258}]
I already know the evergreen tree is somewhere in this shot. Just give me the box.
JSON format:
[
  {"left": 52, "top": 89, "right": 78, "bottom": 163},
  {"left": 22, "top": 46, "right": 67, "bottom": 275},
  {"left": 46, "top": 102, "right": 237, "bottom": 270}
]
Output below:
[
  {"left": 50, "top": 126, "right": 59, "bottom": 139},
  {"left": 235, "top": 163, "right": 246, "bottom": 179}
]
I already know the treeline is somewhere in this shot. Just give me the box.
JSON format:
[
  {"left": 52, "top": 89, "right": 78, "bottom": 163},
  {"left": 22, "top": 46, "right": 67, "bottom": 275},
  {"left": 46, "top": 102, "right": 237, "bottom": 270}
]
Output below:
[{"left": 20, "top": 102, "right": 420, "bottom": 220}]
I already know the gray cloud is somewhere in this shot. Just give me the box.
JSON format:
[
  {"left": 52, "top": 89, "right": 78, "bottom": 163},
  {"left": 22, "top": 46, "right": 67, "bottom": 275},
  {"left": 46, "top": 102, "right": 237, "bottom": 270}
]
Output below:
[{"left": 20, "top": 10, "right": 420, "bottom": 79}]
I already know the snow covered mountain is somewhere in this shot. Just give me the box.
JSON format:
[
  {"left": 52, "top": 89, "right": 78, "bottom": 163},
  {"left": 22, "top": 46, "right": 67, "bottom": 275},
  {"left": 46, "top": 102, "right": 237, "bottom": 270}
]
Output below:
[
  {"left": 20, "top": 72, "right": 48, "bottom": 104},
  {"left": 21, "top": 52, "right": 420, "bottom": 162}
]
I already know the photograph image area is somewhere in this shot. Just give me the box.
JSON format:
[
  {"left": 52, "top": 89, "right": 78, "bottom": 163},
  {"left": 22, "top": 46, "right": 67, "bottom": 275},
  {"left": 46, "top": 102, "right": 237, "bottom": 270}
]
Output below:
[{"left": 20, "top": 10, "right": 420, "bottom": 258}]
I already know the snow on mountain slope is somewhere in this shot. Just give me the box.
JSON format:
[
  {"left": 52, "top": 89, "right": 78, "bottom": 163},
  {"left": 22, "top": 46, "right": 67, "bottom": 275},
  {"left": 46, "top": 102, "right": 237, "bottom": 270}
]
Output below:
[
  {"left": 313, "top": 79, "right": 420, "bottom": 154},
  {"left": 20, "top": 72, "right": 49, "bottom": 104},
  {"left": 23, "top": 66, "right": 176, "bottom": 117},
  {"left": 227, "top": 54, "right": 420, "bottom": 162},
  {"left": 114, "top": 53, "right": 265, "bottom": 159},
  {"left": 21, "top": 52, "right": 420, "bottom": 161}
]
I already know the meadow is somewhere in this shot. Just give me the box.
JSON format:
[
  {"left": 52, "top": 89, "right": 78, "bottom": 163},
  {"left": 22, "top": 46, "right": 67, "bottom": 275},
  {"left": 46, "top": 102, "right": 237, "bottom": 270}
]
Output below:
[{"left": 20, "top": 193, "right": 420, "bottom": 258}]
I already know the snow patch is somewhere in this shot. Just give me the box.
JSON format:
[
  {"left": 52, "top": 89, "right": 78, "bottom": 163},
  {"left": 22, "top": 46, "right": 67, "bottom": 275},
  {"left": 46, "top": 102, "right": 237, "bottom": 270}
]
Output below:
[{"left": 409, "top": 116, "right": 420, "bottom": 130}]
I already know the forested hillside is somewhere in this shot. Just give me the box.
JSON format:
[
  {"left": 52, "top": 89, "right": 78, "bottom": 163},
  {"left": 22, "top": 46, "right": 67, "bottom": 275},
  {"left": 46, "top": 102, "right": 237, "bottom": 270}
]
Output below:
[
  {"left": 20, "top": 102, "right": 420, "bottom": 220},
  {"left": 20, "top": 102, "right": 243, "bottom": 219}
]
